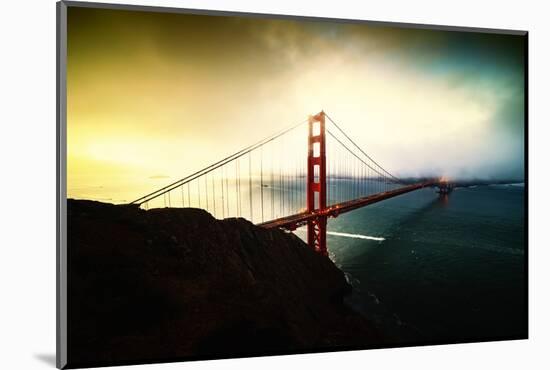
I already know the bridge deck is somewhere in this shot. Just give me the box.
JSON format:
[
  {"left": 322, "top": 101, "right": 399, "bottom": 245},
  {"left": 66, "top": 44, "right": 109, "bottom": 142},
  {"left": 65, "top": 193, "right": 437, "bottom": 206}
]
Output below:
[{"left": 258, "top": 181, "right": 436, "bottom": 230}]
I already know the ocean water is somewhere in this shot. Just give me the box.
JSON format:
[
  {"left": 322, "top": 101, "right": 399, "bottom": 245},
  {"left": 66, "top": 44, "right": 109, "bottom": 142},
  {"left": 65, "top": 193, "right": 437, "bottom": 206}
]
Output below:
[
  {"left": 312, "top": 184, "right": 526, "bottom": 344},
  {"left": 120, "top": 176, "right": 526, "bottom": 344}
]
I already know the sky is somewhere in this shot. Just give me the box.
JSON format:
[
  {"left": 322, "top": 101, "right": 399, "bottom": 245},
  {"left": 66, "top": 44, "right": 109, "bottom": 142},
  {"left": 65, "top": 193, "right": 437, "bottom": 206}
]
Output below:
[{"left": 67, "top": 7, "right": 525, "bottom": 203}]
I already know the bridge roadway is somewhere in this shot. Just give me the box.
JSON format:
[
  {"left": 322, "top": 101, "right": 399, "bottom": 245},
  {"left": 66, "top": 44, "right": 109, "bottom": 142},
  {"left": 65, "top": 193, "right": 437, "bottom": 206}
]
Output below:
[{"left": 258, "top": 181, "right": 437, "bottom": 230}]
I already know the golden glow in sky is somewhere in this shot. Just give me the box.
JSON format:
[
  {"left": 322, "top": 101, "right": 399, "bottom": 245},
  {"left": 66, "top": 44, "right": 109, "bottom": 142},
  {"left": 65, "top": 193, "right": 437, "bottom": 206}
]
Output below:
[{"left": 67, "top": 7, "right": 525, "bottom": 203}]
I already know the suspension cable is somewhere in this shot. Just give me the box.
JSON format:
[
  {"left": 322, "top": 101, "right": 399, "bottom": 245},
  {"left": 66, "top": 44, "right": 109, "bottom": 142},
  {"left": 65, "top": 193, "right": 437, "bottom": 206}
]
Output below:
[
  {"left": 325, "top": 113, "right": 401, "bottom": 183},
  {"left": 326, "top": 128, "right": 396, "bottom": 182},
  {"left": 130, "top": 117, "right": 308, "bottom": 205}
]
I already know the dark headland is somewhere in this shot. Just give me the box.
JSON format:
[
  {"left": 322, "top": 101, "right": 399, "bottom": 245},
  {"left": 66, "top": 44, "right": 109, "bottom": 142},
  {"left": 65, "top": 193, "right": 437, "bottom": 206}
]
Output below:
[{"left": 67, "top": 199, "right": 381, "bottom": 366}]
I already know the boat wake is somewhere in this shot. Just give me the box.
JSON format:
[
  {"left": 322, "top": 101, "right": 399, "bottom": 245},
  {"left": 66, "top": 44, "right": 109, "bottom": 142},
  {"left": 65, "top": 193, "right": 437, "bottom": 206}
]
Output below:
[{"left": 327, "top": 231, "right": 385, "bottom": 241}]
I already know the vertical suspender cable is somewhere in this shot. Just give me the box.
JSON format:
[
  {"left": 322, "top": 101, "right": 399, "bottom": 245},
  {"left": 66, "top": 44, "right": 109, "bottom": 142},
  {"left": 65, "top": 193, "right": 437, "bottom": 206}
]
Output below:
[
  {"left": 225, "top": 166, "right": 229, "bottom": 217},
  {"left": 249, "top": 152, "right": 253, "bottom": 222},
  {"left": 212, "top": 173, "right": 216, "bottom": 217},
  {"left": 236, "top": 160, "right": 241, "bottom": 217},
  {"left": 271, "top": 143, "right": 274, "bottom": 219},
  {"left": 221, "top": 168, "right": 225, "bottom": 218},
  {"left": 260, "top": 146, "right": 264, "bottom": 222},
  {"left": 197, "top": 180, "right": 201, "bottom": 208},
  {"left": 296, "top": 154, "right": 299, "bottom": 213},
  {"left": 205, "top": 174, "right": 209, "bottom": 212},
  {"left": 234, "top": 161, "right": 238, "bottom": 217},
  {"left": 280, "top": 145, "right": 283, "bottom": 216}
]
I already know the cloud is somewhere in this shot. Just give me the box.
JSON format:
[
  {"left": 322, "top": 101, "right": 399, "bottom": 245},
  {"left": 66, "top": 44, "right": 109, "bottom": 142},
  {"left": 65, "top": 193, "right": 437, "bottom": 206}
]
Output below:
[{"left": 67, "top": 8, "right": 526, "bottom": 202}]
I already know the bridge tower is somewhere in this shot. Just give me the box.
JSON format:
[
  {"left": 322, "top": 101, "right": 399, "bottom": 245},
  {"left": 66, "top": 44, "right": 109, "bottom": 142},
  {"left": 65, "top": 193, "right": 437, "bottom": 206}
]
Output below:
[{"left": 307, "top": 111, "right": 328, "bottom": 256}]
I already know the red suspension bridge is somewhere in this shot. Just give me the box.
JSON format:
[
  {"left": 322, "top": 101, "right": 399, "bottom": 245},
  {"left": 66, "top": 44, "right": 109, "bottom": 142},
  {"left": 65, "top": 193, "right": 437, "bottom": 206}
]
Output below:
[{"left": 131, "top": 112, "right": 450, "bottom": 256}]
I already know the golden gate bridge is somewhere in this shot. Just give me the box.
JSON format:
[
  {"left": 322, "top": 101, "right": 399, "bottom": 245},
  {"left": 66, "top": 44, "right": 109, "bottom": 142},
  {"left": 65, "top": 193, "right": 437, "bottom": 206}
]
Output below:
[{"left": 131, "top": 111, "right": 450, "bottom": 256}]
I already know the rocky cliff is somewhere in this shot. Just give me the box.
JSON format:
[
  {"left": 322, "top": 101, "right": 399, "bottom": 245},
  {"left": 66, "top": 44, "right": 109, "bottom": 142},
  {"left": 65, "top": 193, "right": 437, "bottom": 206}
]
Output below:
[{"left": 67, "top": 199, "right": 380, "bottom": 366}]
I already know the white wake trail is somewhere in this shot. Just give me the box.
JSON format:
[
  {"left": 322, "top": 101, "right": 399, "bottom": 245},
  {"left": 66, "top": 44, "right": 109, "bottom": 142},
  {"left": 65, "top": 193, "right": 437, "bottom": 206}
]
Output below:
[{"left": 326, "top": 231, "right": 385, "bottom": 241}]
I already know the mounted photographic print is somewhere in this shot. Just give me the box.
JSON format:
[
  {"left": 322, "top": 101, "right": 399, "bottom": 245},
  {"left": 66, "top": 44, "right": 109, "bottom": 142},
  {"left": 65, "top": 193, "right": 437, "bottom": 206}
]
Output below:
[{"left": 56, "top": 1, "right": 528, "bottom": 368}]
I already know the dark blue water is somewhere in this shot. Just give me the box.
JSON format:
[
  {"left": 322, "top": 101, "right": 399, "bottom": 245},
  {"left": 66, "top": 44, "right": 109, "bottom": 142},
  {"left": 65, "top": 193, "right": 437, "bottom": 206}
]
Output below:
[{"left": 319, "top": 184, "right": 526, "bottom": 344}]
